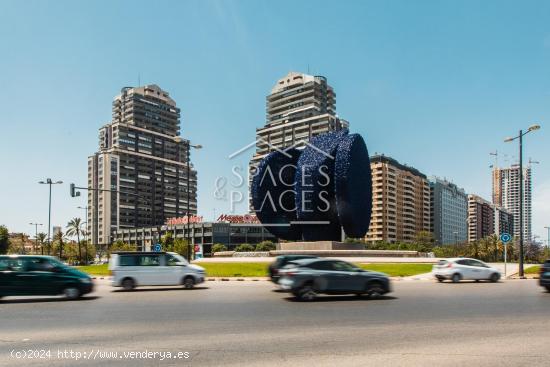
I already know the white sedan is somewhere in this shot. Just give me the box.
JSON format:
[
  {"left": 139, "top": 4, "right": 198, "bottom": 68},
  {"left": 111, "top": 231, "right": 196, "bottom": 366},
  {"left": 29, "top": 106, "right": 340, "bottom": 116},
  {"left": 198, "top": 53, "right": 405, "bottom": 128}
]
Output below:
[{"left": 433, "top": 258, "right": 501, "bottom": 283}]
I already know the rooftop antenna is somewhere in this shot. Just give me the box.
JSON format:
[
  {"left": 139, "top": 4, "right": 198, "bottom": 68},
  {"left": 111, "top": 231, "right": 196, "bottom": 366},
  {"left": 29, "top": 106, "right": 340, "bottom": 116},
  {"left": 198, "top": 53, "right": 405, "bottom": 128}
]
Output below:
[
  {"left": 529, "top": 158, "right": 540, "bottom": 167},
  {"left": 138, "top": 72, "right": 141, "bottom": 87}
]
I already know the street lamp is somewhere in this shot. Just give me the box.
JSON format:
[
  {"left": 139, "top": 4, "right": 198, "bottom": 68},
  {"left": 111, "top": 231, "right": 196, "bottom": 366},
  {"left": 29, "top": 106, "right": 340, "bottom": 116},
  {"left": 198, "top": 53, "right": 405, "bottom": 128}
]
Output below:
[
  {"left": 545, "top": 226, "right": 550, "bottom": 251},
  {"left": 504, "top": 124, "right": 541, "bottom": 277},
  {"left": 174, "top": 137, "right": 202, "bottom": 260},
  {"left": 78, "top": 206, "right": 88, "bottom": 264},
  {"left": 29, "top": 222, "right": 43, "bottom": 254},
  {"left": 38, "top": 178, "right": 63, "bottom": 255}
]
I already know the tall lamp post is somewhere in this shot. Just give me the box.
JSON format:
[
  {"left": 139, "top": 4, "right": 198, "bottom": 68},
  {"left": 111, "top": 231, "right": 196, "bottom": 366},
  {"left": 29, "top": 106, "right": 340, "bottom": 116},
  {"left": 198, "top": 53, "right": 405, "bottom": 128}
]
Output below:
[
  {"left": 174, "top": 137, "right": 202, "bottom": 260},
  {"left": 504, "top": 124, "right": 540, "bottom": 277},
  {"left": 39, "top": 178, "right": 63, "bottom": 255},
  {"left": 29, "top": 222, "right": 43, "bottom": 254},
  {"left": 544, "top": 226, "right": 550, "bottom": 252},
  {"left": 77, "top": 206, "right": 88, "bottom": 264}
]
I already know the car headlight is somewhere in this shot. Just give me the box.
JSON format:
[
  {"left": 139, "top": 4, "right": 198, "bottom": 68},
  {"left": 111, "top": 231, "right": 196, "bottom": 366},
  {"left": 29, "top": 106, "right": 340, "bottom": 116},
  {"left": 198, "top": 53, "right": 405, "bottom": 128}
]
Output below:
[{"left": 80, "top": 277, "right": 92, "bottom": 283}]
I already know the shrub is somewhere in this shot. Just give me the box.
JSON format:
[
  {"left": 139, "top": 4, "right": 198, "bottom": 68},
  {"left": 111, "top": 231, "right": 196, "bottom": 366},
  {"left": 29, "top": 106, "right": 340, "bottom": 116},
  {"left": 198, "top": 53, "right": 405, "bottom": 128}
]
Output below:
[
  {"left": 255, "top": 241, "right": 276, "bottom": 252},
  {"left": 234, "top": 244, "right": 255, "bottom": 252},
  {"left": 212, "top": 243, "right": 228, "bottom": 253}
]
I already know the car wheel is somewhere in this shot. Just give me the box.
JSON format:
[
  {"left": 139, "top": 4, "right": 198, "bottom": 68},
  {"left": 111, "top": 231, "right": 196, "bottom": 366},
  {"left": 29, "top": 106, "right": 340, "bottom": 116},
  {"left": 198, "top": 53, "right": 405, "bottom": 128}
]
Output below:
[
  {"left": 183, "top": 276, "right": 195, "bottom": 289},
  {"left": 452, "top": 273, "right": 462, "bottom": 283},
  {"left": 296, "top": 284, "right": 317, "bottom": 301},
  {"left": 122, "top": 278, "right": 135, "bottom": 291},
  {"left": 437, "top": 277, "right": 444, "bottom": 283},
  {"left": 490, "top": 273, "right": 500, "bottom": 283},
  {"left": 366, "top": 281, "right": 384, "bottom": 299},
  {"left": 63, "top": 286, "right": 81, "bottom": 300}
]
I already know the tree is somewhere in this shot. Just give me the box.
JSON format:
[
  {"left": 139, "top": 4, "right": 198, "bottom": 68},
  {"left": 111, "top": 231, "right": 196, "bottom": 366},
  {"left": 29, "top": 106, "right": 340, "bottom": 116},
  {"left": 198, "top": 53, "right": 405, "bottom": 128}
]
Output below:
[
  {"left": 52, "top": 230, "right": 66, "bottom": 259},
  {"left": 37, "top": 232, "right": 47, "bottom": 254},
  {"left": 172, "top": 238, "right": 189, "bottom": 257},
  {"left": 212, "top": 243, "right": 228, "bottom": 253},
  {"left": 108, "top": 241, "right": 136, "bottom": 257},
  {"left": 413, "top": 231, "right": 435, "bottom": 252},
  {"left": 255, "top": 241, "right": 276, "bottom": 252},
  {"left": 235, "top": 243, "right": 254, "bottom": 252},
  {"left": 0, "top": 225, "right": 10, "bottom": 254},
  {"left": 161, "top": 232, "right": 174, "bottom": 251},
  {"left": 66, "top": 217, "right": 84, "bottom": 264}
]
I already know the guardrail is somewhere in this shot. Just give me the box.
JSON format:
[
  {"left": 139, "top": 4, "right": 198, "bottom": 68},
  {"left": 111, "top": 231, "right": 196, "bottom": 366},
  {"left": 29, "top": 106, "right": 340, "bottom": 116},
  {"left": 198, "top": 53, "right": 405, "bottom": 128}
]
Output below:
[{"left": 213, "top": 250, "right": 421, "bottom": 258}]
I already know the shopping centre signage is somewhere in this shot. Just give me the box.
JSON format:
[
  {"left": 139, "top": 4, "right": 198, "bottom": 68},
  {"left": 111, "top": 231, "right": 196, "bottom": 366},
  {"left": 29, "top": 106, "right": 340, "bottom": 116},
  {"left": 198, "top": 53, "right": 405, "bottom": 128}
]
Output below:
[
  {"left": 166, "top": 215, "right": 204, "bottom": 225},
  {"left": 216, "top": 214, "right": 260, "bottom": 224}
]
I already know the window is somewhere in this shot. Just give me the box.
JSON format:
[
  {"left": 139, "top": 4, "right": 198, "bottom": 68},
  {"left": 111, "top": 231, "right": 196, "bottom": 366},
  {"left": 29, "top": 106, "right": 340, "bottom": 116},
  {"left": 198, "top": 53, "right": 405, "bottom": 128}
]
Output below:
[
  {"left": 333, "top": 261, "right": 359, "bottom": 272},
  {"left": 139, "top": 255, "right": 160, "bottom": 266},
  {"left": 0, "top": 258, "right": 24, "bottom": 271},
  {"left": 166, "top": 254, "right": 181, "bottom": 266},
  {"left": 26, "top": 258, "right": 57, "bottom": 272},
  {"left": 308, "top": 261, "right": 335, "bottom": 271}
]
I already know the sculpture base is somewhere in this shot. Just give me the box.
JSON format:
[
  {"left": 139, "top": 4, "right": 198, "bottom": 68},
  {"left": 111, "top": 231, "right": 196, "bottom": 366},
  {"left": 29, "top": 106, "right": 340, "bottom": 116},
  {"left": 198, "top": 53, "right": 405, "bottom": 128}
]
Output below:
[{"left": 277, "top": 241, "right": 364, "bottom": 251}]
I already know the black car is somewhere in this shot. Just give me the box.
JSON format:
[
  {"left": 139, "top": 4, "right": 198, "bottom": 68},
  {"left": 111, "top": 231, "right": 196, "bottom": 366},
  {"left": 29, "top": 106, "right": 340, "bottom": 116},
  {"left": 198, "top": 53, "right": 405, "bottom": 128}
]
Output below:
[
  {"left": 268, "top": 255, "right": 317, "bottom": 283},
  {"left": 539, "top": 260, "right": 550, "bottom": 292},
  {"left": 278, "top": 258, "right": 391, "bottom": 301}
]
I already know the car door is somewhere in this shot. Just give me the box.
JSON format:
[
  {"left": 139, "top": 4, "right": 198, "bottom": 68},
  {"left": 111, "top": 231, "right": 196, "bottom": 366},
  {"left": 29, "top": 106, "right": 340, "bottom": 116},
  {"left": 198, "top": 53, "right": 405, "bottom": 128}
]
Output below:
[
  {"left": 159, "top": 254, "right": 184, "bottom": 285},
  {"left": 467, "top": 260, "right": 491, "bottom": 280},
  {"left": 22, "top": 257, "right": 66, "bottom": 295},
  {"left": 454, "top": 259, "right": 474, "bottom": 280},
  {"left": 0, "top": 258, "right": 25, "bottom": 295},
  {"left": 308, "top": 261, "right": 340, "bottom": 291},
  {"left": 136, "top": 254, "right": 161, "bottom": 285},
  {"left": 332, "top": 261, "right": 364, "bottom": 291}
]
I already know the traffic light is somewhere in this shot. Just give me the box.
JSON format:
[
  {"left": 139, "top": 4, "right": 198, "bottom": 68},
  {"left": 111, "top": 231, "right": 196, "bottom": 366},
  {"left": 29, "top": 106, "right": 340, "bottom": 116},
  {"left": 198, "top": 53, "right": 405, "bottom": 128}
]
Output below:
[{"left": 70, "top": 183, "right": 80, "bottom": 197}]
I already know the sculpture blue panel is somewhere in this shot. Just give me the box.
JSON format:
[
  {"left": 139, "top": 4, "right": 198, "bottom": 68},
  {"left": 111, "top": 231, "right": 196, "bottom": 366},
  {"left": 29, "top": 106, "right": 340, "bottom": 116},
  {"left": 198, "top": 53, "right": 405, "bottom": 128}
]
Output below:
[
  {"left": 251, "top": 148, "right": 302, "bottom": 240},
  {"left": 251, "top": 130, "right": 372, "bottom": 242}
]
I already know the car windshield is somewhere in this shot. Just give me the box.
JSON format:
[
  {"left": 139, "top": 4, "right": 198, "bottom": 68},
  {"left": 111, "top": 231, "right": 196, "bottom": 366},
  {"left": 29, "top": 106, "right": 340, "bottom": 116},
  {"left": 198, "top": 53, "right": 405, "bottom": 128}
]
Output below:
[{"left": 168, "top": 253, "right": 188, "bottom": 265}]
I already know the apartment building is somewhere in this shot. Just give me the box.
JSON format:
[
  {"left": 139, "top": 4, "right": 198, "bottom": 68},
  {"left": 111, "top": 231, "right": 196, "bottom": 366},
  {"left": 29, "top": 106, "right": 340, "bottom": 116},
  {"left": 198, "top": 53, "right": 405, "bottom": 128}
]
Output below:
[
  {"left": 249, "top": 72, "right": 349, "bottom": 205},
  {"left": 365, "top": 155, "right": 431, "bottom": 244},
  {"left": 492, "top": 165, "right": 531, "bottom": 241},
  {"left": 467, "top": 195, "right": 495, "bottom": 243},
  {"left": 88, "top": 85, "right": 197, "bottom": 247}
]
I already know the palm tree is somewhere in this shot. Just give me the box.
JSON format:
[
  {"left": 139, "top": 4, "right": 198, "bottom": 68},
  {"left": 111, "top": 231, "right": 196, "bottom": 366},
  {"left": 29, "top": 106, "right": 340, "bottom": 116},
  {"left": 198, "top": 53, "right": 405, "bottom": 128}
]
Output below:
[
  {"left": 53, "top": 230, "right": 66, "bottom": 260},
  {"left": 66, "top": 218, "right": 83, "bottom": 264},
  {"left": 37, "top": 232, "right": 47, "bottom": 255}
]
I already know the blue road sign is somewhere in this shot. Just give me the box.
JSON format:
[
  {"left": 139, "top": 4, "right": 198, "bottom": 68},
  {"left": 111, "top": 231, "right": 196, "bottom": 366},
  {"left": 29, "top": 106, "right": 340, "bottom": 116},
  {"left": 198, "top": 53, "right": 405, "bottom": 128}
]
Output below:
[
  {"left": 153, "top": 243, "right": 162, "bottom": 252},
  {"left": 500, "top": 233, "right": 512, "bottom": 244}
]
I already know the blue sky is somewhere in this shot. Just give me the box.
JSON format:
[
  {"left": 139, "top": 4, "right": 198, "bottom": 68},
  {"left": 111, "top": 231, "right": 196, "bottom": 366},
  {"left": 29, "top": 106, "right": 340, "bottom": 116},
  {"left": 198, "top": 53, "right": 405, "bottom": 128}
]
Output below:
[{"left": 1, "top": 0, "right": 549, "bottom": 241}]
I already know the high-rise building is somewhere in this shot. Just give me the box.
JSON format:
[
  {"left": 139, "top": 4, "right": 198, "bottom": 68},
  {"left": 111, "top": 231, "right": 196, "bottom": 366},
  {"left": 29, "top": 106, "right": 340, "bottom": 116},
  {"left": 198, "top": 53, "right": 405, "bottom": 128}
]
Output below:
[
  {"left": 429, "top": 177, "right": 468, "bottom": 245},
  {"left": 88, "top": 85, "right": 197, "bottom": 248},
  {"left": 365, "top": 155, "right": 431, "bottom": 244},
  {"left": 467, "top": 195, "right": 495, "bottom": 243},
  {"left": 494, "top": 205, "right": 514, "bottom": 238},
  {"left": 249, "top": 72, "right": 349, "bottom": 205},
  {"left": 492, "top": 165, "right": 531, "bottom": 242}
]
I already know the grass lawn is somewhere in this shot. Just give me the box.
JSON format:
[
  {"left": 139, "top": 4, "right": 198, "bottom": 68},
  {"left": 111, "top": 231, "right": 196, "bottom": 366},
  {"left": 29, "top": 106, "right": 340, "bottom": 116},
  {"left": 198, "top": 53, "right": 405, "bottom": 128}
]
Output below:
[
  {"left": 76, "top": 262, "right": 434, "bottom": 277},
  {"left": 198, "top": 262, "right": 269, "bottom": 277},
  {"left": 525, "top": 265, "right": 541, "bottom": 274},
  {"left": 358, "top": 263, "right": 433, "bottom": 277},
  {"left": 76, "top": 264, "right": 109, "bottom": 276}
]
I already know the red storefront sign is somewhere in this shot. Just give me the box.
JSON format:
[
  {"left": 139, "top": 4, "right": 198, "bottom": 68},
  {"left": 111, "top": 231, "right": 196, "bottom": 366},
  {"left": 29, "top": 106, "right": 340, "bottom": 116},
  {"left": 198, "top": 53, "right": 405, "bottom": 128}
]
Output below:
[
  {"left": 216, "top": 214, "right": 260, "bottom": 224},
  {"left": 166, "top": 215, "right": 204, "bottom": 225}
]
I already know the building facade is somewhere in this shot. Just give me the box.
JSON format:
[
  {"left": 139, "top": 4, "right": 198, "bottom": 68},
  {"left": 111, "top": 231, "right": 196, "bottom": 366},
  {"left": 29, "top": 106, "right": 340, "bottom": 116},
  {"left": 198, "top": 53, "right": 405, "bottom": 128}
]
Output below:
[
  {"left": 429, "top": 177, "right": 468, "bottom": 245},
  {"left": 249, "top": 72, "right": 349, "bottom": 207},
  {"left": 494, "top": 205, "right": 514, "bottom": 238},
  {"left": 112, "top": 220, "right": 276, "bottom": 256},
  {"left": 467, "top": 195, "right": 495, "bottom": 243},
  {"left": 492, "top": 165, "right": 531, "bottom": 241},
  {"left": 365, "top": 155, "right": 431, "bottom": 244},
  {"left": 88, "top": 85, "right": 197, "bottom": 246}
]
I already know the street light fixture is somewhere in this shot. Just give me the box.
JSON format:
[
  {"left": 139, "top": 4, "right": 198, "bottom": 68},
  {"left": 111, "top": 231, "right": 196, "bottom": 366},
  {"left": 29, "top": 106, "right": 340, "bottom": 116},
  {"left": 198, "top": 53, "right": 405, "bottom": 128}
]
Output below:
[
  {"left": 38, "top": 178, "right": 63, "bottom": 255},
  {"left": 503, "top": 124, "right": 541, "bottom": 277},
  {"left": 545, "top": 226, "right": 550, "bottom": 250},
  {"left": 29, "top": 222, "right": 43, "bottom": 254}
]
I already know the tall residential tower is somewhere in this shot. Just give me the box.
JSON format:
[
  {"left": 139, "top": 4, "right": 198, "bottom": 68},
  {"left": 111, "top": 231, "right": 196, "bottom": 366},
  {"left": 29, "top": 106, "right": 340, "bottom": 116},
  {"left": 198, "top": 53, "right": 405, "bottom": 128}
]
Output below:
[
  {"left": 88, "top": 85, "right": 197, "bottom": 248},
  {"left": 492, "top": 165, "right": 531, "bottom": 242}
]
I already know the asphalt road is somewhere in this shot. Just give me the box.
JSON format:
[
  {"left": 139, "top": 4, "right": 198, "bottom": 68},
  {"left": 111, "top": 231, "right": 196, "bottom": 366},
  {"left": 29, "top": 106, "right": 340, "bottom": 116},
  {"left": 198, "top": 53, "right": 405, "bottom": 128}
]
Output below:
[{"left": 1, "top": 279, "right": 550, "bottom": 367}]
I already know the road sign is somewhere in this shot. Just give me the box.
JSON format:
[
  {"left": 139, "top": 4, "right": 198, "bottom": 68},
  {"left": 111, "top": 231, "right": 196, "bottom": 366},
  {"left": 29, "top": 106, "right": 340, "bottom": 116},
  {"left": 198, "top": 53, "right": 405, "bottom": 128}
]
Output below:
[
  {"left": 500, "top": 233, "right": 512, "bottom": 243},
  {"left": 153, "top": 243, "right": 162, "bottom": 252}
]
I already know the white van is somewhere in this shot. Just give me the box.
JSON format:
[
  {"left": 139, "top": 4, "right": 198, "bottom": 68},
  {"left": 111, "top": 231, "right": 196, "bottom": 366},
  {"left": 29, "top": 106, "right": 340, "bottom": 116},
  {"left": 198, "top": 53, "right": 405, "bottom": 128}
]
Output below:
[{"left": 109, "top": 252, "right": 206, "bottom": 290}]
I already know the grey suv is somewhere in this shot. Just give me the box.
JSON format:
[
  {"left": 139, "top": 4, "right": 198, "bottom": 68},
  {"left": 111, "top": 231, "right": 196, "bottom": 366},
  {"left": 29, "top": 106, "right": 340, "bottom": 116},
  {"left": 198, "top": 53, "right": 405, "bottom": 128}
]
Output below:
[{"left": 278, "top": 258, "right": 391, "bottom": 301}]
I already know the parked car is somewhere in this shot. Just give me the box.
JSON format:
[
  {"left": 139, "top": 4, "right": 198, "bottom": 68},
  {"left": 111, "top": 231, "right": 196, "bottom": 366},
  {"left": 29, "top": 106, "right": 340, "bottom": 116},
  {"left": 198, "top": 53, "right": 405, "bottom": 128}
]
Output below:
[
  {"left": 0, "top": 255, "right": 93, "bottom": 300},
  {"left": 278, "top": 258, "right": 391, "bottom": 301},
  {"left": 433, "top": 258, "right": 501, "bottom": 283},
  {"left": 268, "top": 255, "right": 318, "bottom": 283},
  {"left": 109, "top": 251, "right": 206, "bottom": 290},
  {"left": 538, "top": 260, "right": 550, "bottom": 292}
]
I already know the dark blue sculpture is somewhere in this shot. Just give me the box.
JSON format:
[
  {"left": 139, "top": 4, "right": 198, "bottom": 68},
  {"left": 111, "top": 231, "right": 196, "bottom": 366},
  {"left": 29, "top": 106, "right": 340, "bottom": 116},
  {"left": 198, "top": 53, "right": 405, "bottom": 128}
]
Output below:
[{"left": 251, "top": 129, "right": 372, "bottom": 241}]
